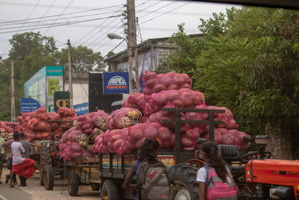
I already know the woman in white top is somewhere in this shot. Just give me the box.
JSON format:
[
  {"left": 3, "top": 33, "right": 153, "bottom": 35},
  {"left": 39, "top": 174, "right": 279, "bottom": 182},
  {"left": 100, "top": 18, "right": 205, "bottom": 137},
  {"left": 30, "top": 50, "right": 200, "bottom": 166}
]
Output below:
[
  {"left": 196, "top": 141, "right": 234, "bottom": 200},
  {"left": 9, "top": 132, "right": 38, "bottom": 188}
]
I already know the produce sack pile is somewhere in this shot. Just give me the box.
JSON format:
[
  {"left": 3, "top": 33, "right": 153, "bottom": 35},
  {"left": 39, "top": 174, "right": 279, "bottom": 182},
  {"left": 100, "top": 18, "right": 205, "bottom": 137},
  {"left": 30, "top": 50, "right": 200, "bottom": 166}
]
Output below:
[
  {"left": 17, "top": 107, "right": 77, "bottom": 141},
  {"left": 92, "top": 122, "right": 175, "bottom": 155},
  {"left": 142, "top": 71, "right": 192, "bottom": 95},
  {"left": 0, "top": 121, "right": 15, "bottom": 134},
  {"left": 91, "top": 71, "right": 251, "bottom": 153},
  {"left": 58, "top": 110, "right": 109, "bottom": 160},
  {"left": 57, "top": 127, "right": 97, "bottom": 160},
  {"left": 105, "top": 108, "right": 142, "bottom": 130},
  {"left": 124, "top": 88, "right": 205, "bottom": 117}
]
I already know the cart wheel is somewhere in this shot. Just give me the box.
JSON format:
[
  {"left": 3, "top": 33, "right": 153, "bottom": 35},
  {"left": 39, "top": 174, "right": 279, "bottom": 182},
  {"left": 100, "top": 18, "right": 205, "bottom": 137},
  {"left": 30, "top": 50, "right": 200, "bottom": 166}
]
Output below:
[
  {"left": 43, "top": 165, "right": 54, "bottom": 190},
  {"left": 91, "top": 183, "right": 101, "bottom": 191},
  {"left": 101, "top": 179, "right": 118, "bottom": 200},
  {"left": 68, "top": 172, "right": 79, "bottom": 196}
]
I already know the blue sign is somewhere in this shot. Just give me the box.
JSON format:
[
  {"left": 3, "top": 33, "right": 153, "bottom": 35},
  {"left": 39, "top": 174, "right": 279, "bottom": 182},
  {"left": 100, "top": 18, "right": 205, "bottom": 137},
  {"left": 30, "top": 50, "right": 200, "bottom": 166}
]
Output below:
[
  {"left": 103, "top": 72, "right": 129, "bottom": 94},
  {"left": 74, "top": 102, "right": 89, "bottom": 115},
  {"left": 20, "top": 98, "right": 41, "bottom": 113}
]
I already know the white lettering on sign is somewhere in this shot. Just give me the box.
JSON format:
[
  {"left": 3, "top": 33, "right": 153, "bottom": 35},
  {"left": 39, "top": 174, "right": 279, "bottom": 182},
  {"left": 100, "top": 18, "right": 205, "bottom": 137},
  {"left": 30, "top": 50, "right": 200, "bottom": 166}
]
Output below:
[{"left": 108, "top": 76, "right": 127, "bottom": 85}]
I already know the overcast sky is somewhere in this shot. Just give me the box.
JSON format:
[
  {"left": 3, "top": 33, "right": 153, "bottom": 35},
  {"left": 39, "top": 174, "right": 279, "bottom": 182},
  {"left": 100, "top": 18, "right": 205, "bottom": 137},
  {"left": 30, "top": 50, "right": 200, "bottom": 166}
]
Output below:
[{"left": 0, "top": 0, "right": 241, "bottom": 60}]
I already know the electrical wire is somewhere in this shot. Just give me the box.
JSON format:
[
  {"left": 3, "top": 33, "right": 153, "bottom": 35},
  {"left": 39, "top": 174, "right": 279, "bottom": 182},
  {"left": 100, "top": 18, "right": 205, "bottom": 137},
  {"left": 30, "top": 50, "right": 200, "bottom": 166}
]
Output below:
[
  {"left": 0, "top": 15, "right": 121, "bottom": 34},
  {"left": 0, "top": 8, "right": 122, "bottom": 27},
  {"left": 140, "top": 1, "right": 191, "bottom": 25},
  {"left": 43, "top": 0, "right": 75, "bottom": 35},
  {"left": 34, "top": 0, "right": 56, "bottom": 30},
  {"left": 73, "top": 4, "right": 124, "bottom": 46},
  {"left": 1, "top": 0, "right": 41, "bottom": 58}
]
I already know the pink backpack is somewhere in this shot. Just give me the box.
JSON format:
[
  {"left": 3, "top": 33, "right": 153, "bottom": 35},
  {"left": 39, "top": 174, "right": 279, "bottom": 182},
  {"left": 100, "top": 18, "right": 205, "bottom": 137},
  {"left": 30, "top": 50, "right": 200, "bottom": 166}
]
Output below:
[{"left": 204, "top": 166, "right": 238, "bottom": 200}]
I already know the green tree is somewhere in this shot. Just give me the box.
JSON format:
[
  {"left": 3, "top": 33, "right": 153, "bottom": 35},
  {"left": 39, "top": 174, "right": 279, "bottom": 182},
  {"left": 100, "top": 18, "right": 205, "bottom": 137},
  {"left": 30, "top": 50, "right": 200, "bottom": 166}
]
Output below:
[
  {"left": 164, "top": 7, "right": 299, "bottom": 158},
  {"left": 0, "top": 59, "right": 12, "bottom": 121},
  {"left": 158, "top": 24, "right": 204, "bottom": 76},
  {"left": 3, "top": 32, "right": 58, "bottom": 118},
  {"left": 57, "top": 45, "right": 105, "bottom": 74}
]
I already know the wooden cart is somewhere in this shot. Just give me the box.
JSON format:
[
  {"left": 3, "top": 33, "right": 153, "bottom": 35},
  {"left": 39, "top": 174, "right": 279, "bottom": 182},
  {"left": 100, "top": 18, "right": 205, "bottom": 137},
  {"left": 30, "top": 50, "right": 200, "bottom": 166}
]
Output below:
[{"left": 63, "top": 157, "right": 101, "bottom": 196}]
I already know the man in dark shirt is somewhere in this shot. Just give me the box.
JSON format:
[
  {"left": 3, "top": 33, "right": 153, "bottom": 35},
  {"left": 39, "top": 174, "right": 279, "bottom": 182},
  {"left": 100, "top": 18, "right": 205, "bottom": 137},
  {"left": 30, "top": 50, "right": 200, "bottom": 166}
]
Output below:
[{"left": 18, "top": 132, "right": 31, "bottom": 187}]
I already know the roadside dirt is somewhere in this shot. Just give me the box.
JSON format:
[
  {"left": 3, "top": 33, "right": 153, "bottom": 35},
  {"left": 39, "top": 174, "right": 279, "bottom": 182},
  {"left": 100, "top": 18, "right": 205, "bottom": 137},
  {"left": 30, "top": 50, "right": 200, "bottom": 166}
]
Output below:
[{"left": 2, "top": 168, "right": 101, "bottom": 200}]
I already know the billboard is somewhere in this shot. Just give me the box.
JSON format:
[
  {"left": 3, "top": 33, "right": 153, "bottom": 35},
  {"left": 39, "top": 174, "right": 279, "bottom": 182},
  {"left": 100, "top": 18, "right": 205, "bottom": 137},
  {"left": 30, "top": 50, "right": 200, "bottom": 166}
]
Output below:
[
  {"left": 103, "top": 72, "right": 129, "bottom": 94},
  {"left": 89, "top": 72, "right": 123, "bottom": 113},
  {"left": 24, "top": 66, "right": 64, "bottom": 112},
  {"left": 20, "top": 98, "right": 41, "bottom": 113}
]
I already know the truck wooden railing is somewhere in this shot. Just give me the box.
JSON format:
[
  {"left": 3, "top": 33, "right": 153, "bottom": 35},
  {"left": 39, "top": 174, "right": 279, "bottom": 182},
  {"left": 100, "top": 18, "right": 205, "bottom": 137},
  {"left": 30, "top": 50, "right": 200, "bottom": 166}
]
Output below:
[{"left": 161, "top": 108, "right": 225, "bottom": 163}]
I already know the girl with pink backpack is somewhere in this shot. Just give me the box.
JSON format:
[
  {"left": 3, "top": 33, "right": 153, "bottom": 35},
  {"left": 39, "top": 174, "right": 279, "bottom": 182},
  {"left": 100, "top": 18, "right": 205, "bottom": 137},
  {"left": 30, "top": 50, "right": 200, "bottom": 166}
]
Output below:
[{"left": 196, "top": 141, "right": 238, "bottom": 200}]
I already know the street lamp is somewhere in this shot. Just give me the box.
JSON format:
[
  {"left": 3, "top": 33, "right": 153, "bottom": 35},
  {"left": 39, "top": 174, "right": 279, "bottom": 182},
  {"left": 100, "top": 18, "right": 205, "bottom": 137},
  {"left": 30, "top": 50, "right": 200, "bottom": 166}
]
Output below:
[
  {"left": 107, "top": 33, "right": 124, "bottom": 40},
  {"left": 107, "top": 33, "right": 139, "bottom": 94}
]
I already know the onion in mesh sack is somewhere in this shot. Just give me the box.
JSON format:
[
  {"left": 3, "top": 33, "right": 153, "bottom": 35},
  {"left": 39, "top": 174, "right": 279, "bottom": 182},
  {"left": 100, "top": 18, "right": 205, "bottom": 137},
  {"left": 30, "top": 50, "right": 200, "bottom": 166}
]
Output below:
[
  {"left": 143, "top": 71, "right": 158, "bottom": 82},
  {"left": 145, "top": 79, "right": 159, "bottom": 89},
  {"left": 153, "top": 84, "right": 166, "bottom": 93},
  {"left": 173, "top": 74, "right": 185, "bottom": 86}
]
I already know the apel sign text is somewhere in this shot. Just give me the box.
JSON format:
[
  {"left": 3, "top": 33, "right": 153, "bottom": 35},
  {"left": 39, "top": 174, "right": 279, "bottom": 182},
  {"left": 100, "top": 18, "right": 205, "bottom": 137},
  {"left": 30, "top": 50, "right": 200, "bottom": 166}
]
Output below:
[{"left": 103, "top": 72, "right": 129, "bottom": 94}]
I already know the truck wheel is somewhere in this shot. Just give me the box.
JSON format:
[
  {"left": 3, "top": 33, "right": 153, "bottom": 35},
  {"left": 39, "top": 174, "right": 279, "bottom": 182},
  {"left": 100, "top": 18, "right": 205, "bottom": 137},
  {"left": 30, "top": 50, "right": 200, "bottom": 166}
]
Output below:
[
  {"left": 169, "top": 164, "right": 199, "bottom": 200},
  {"left": 68, "top": 172, "right": 79, "bottom": 196},
  {"left": 40, "top": 145, "right": 53, "bottom": 168},
  {"left": 43, "top": 165, "right": 54, "bottom": 190},
  {"left": 101, "top": 179, "right": 119, "bottom": 200},
  {"left": 91, "top": 183, "right": 101, "bottom": 191},
  {"left": 40, "top": 170, "right": 44, "bottom": 186}
]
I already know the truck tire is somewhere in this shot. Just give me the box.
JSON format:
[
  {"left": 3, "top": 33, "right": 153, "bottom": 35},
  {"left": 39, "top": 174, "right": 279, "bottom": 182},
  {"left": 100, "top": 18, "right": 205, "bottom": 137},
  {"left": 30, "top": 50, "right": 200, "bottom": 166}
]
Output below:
[
  {"left": 44, "top": 165, "right": 54, "bottom": 190},
  {"left": 169, "top": 163, "right": 199, "bottom": 200},
  {"left": 101, "top": 179, "right": 119, "bottom": 200},
  {"left": 68, "top": 172, "right": 79, "bottom": 196},
  {"left": 40, "top": 145, "right": 53, "bottom": 186},
  {"left": 40, "top": 173, "right": 44, "bottom": 186},
  {"left": 40, "top": 145, "right": 53, "bottom": 167}
]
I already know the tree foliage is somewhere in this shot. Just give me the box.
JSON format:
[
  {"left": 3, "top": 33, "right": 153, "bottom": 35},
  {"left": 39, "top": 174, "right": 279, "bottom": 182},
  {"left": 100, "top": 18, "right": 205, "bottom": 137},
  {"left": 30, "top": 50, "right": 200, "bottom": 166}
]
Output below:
[
  {"left": 57, "top": 45, "right": 105, "bottom": 73},
  {"left": 0, "top": 32, "right": 105, "bottom": 121},
  {"left": 162, "top": 6, "right": 299, "bottom": 147}
]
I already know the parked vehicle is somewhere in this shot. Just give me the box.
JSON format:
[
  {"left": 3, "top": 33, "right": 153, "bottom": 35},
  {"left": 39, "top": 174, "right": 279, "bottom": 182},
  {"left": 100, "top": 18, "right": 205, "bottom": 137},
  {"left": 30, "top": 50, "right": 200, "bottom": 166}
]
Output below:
[{"left": 98, "top": 108, "right": 227, "bottom": 200}]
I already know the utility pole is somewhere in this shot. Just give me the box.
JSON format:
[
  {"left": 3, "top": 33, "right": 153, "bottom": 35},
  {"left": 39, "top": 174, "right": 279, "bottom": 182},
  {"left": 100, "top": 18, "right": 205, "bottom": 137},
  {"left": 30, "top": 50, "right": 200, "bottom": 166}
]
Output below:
[
  {"left": 67, "top": 39, "right": 73, "bottom": 108},
  {"left": 127, "top": 0, "right": 140, "bottom": 93},
  {"left": 11, "top": 59, "right": 15, "bottom": 122}
]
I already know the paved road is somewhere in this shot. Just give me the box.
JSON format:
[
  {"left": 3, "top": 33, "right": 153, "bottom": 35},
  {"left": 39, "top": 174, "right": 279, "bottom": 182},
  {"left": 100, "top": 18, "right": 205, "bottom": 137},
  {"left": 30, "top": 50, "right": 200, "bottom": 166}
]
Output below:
[
  {"left": 0, "top": 165, "right": 102, "bottom": 200},
  {"left": 0, "top": 182, "right": 32, "bottom": 200}
]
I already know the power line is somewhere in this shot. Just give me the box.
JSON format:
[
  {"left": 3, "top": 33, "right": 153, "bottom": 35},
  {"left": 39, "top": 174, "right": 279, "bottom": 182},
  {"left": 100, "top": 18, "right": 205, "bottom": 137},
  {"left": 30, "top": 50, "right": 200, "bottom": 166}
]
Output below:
[
  {"left": 140, "top": 2, "right": 191, "bottom": 25},
  {"left": 1, "top": 0, "right": 41, "bottom": 58},
  {"left": 33, "top": 0, "right": 56, "bottom": 30},
  {"left": 43, "top": 0, "right": 75, "bottom": 35},
  {"left": 0, "top": 6, "right": 123, "bottom": 26},
  {"left": 0, "top": 15, "right": 121, "bottom": 34},
  {"left": 73, "top": 4, "right": 125, "bottom": 46}
]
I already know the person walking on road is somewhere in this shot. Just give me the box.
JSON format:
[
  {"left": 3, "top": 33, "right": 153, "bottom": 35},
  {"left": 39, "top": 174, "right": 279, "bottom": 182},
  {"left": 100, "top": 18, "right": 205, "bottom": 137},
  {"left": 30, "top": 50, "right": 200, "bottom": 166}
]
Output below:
[
  {"left": 0, "top": 134, "right": 6, "bottom": 184},
  {"left": 18, "top": 132, "right": 31, "bottom": 187},
  {"left": 3, "top": 134, "right": 17, "bottom": 185},
  {"left": 123, "top": 138, "right": 170, "bottom": 200},
  {"left": 196, "top": 141, "right": 237, "bottom": 200},
  {"left": 9, "top": 131, "right": 38, "bottom": 188}
]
